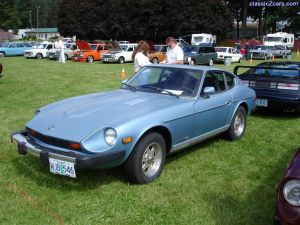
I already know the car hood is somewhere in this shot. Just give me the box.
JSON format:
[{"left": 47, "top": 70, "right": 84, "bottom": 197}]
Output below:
[
  {"left": 27, "top": 89, "right": 192, "bottom": 142},
  {"left": 76, "top": 40, "right": 91, "bottom": 51}
]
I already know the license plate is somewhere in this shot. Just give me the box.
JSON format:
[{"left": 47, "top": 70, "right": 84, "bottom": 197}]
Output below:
[
  {"left": 49, "top": 158, "right": 76, "bottom": 178},
  {"left": 104, "top": 58, "right": 108, "bottom": 61},
  {"left": 256, "top": 98, "right": 268, "bottom": 107},
  {"left": 74, "top": 57, "right": 78, "bottom": 60}
]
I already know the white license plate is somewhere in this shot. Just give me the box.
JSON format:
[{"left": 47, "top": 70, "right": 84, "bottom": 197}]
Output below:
[
  {"left": 49, "top": 158, "right": 76, "bottom": 178},
  {"left": 104, "top": 58, "right": 108, "bottom": 61},
  {"left": 256, "top": 98, "right": 268, "bottom": 107},
  {"left": 74, "top": 57, "right": 78, "bottom": 60}
]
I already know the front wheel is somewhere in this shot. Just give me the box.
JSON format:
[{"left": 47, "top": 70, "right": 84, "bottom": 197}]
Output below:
[
  {"left": 226, "top": 106, "right": 247, "bottom": 141},
  {"left": 208, "top": 58, "right": 214, "bottom": 66},
  {"left": 36, "top": 53, "right": 43, "bottom": 59},
  {"left": 151, "top": 57, "right": 158, "bottom": 64},
  {"left": 118, "top": 57, "right": 125, "bottom": 64},
  {"left": 86, "top": 55, "right": 94, "bottom": 62},
  {"left": 124, "top": 132, "right": 166, "bottom": 184},
  {"left": 0, "top": 51, "right": 5, "bottom": 57}
]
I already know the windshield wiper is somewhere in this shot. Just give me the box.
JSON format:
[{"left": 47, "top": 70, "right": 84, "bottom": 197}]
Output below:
[
  {"left": 121, "top": 82, "right": 136, "bottom": 92},
  {"left": 144, "top": 85, "right": 180, "bottom": 98}
]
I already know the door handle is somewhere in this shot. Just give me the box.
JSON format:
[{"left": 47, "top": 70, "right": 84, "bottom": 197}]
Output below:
[{"left": 225, "top": 99, "right": 232, "bottom": 105}]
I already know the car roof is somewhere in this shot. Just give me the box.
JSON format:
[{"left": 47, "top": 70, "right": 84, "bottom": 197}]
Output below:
[
  {"left": 145, "top": 64, "right": 233, "bottom": 74},
  {"left": 256, "top": 61, "right": 300, "bottom": 68}
]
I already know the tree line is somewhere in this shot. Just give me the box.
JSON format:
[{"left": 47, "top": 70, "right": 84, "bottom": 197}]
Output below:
[{"left": 0, "top": 0, "right": 299, "bottom": 42}]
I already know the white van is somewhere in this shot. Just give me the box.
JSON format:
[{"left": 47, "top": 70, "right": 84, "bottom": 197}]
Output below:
[
  {"left": 191, "top": 33, "right": 216, "bottom": 45},
  {"left": 263, "top": 32, "right": 294, "bottom": 49}
]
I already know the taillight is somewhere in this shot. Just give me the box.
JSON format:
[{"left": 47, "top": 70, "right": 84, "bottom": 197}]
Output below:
[{"left": 277, "top": 83, "right": 299, "bottom": 90}]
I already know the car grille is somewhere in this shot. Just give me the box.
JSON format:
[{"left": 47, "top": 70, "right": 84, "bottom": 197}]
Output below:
[
  {"left": 252, "top": 52, "right": 264, "bottom": 57},
  {"left": 101, "top": 55, "right": 113, "bottom": 59},
  {"left": 26, "top": 128, "right": 82, "bottom": 151}
]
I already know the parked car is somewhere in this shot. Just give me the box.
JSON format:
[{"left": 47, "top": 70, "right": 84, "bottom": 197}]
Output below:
[
  {"left": 0, "top": 42, "right": 32, "bottom": 57},
  {"left": 0, "top": 63, "right": 3, "bottom": 78},
  {"left": 101, "top": 43, "right": 137, "bottom": 64},
  {"left": 249, "top": 45, "right": 277, "bottom": 60},
  {"left": 24, "top": 42, "right": 55, "bottom": 59},
  {"left": 47, "top": 43, "right": 78, "bottom": 60},
  {"left": 149, "top": 45, "right": 167, "bottom": 64},
  {"left": 274, "top": 45, "right": 292, "bottom": 58},
  {"left": 11, "top": 64, "right": 256, "bottom": 184},
  {"left": 183, "top": 44, "right": 217, "bottom": 66},
  {"left": 235, "top": 61, "right": 300, "bottom": 112},
  {"left": 214, "top": 47, "right": 243, "bottom": 63},
  {"left": 274, "top": 147, "right": 300, "bottom": 225},
  {"left": 72, "top": 40, "right": 117, "bottom": 63}
]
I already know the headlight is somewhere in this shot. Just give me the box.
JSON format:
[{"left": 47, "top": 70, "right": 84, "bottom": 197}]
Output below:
[
  {"left": 104, "top": 128, "right": 117, "bottom": 146},
  {"left": 283, "top": 179, "right": 300, "bottom": 206}
]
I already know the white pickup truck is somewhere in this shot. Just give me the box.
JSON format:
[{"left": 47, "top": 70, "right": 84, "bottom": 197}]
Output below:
[
  {"left": 101, "top": 43, "right": 137, "bottom": 64},
  {"left": 24, "top": 42, "right": 55, "bottom": 59}
]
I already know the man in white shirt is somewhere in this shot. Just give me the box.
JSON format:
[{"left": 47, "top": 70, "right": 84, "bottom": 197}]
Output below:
[{"left": 160, "top": 37, "right": 184, "bottom": 64}]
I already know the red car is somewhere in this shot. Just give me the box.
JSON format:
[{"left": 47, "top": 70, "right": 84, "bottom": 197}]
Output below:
[{"left": 275, "top": 147, "right": 300, "bottom": 225}]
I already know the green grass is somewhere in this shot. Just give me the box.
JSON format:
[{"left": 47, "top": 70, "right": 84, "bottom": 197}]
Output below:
[{"left": 0, "top": 55, "right": 300, "bottom": 225}]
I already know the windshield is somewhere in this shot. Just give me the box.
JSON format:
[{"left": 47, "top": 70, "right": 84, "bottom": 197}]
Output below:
[
  {"left": 120, "top": 45, "right": 127, "bottom": 51},
  {"left": 90, "top": 44, "right": 97, "bottom": 50},
  {"left": 254, "top": 46, "right": 268, "bottom": 50},
  {"left": 36, "top": 44, "right": 48, "bottom": 49},
  {"left": 215, "top": 47, "right": 227, "bottom": 52},
  {"left": 123, "top": 66, "right": 203, "bottom": 97},
  {"left": 193, "top": 37, "right": 203, "bottom": 42},
  {"left": 182, "top": 46, "right": 199, "bottom": 53},
  {"left": 265, "top": 37, "right": 282, "bottom": 42},
  {"left": 245, "top": 66, "right": 299, "bottom": 78}
]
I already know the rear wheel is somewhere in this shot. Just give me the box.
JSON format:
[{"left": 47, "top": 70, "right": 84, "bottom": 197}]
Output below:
[
  {"left": 208, "top": 58, "right": 214, "bottom": 66},
  {"left": 124, "top": 132, "right": 166, "bottom": 184},
  {"left": 64, "top": 54, "right": 68, "bottom": 60},
  {"left": 36, "top": 53, "right": 43, "bottom": 59},
  {"left": 226, "top": 106, "right": 247, "bottom": 141}
]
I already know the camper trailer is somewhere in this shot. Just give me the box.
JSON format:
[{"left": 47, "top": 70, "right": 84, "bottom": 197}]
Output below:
[
  {"left": 191, "top": 33, "right": 216, "bottom": 45},
  {"left": 263, "top": 32, "right": 294, "bottom": 49}
]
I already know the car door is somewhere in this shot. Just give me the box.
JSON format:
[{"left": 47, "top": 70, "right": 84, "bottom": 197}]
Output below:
[
  {"left": 196, "top": 47, "right": 205, "bottom": 64},
  {"left": 125, "top": 46, "right": 134, "bottom": 61},
  {"left": 193, "top": 70, "right": 233, "bottom": 138}
]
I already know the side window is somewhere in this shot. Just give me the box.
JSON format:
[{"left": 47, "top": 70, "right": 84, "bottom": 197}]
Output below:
[
  {"left": 47, "top": 44, "right": 53, "bottom": 49},
  {"left": 127, "top": 47, "right": 134, "bottom": 52},
  {"left": 161, "top": 46, "right": 167, "bottom": 52},
  {"left": 10, "top": 43, "right": 17, "bottom": 48},
  {"left": 228, "top": 48, "right": 232, "bottom": 54},
  {"left": 17, "top": 43, "right": 24, "bottom": 48},
  {"left": 224, "top": 72, "right": 235, "bottom": 89},
  {"left": 201, "top": 71, "right": 226, "bottom": 94}
]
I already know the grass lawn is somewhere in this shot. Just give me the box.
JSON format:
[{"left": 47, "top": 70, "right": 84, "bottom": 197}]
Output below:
[{"left": 0, "top": 55, "right": 299, "bottom": 225}]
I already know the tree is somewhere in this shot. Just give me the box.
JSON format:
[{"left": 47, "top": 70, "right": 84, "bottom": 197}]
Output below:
[{"left": 0, "top": 0, "right": 21, "bottom": 30}]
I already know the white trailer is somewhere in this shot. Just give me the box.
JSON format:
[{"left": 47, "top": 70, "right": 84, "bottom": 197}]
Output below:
[
  {"left": 191, "top": 33, "right": 216, "bottom": 45},
  {"left": 263, "top": 32, "right": 294, "bottom": 49}
]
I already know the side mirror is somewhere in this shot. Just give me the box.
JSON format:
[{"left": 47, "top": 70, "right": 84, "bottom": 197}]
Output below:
[{"left": 203, "top": 86, "right": 215, "bottom": 97}]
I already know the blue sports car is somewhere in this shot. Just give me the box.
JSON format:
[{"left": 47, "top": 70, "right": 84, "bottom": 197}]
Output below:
[{"left": 11, "top": 64, "right": 256, "bottom": 184}]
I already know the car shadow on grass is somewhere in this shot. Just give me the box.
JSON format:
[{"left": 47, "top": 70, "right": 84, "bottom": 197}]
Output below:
[
  {"left": 203, "top": 147, "right": 294, "bottom": 225},
  {"left": 252, "top": 108, "right": 300, "bottom": 120},
  {"left": 11, "top": 155, "right": 127, "bottom": 190}
]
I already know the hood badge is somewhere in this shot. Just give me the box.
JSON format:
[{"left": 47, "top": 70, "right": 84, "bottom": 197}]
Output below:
[{"left": 48, "top": 125, "right": 55, "bottom": 131}]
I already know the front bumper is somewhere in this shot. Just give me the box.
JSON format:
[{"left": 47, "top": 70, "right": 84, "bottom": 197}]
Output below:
[
  {"left": 11, "top": 130, "right": 126, "bottom": 169},
  {"left": 256, "top": 94, "right": 300, "bottom": 111},
  {"left": 102, "top": 57, "right": 118, "bottom": 62},
  {"left": 72, "top": 57, "right": 86, "bottom": 62}
]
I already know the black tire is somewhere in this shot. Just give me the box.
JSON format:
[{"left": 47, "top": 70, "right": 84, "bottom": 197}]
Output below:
[
  {"left": 36, "top": 53, "right": 43, "bottom": 59},
  {"left": 238, "top": 57, "right": 241, "bottom": 63},
  {"left": 208, "top": 58, "right": 214, "bottom": 66},
  {"left": 0, "top": 51, "right": 5, "bottom": 57},
  {"left": 124, "top": 132, "right": 166, "bottom": 184},
  {"left": 118, "top": 57, "right": 125, "bottom": 64},
  {"left": 190, "top": 59, "right": 195, "bottom": 65},
  {"left": 86, "top": 55, "right": 94, "bottom": 62},
  {"left": 226, "top": 106, "right": 247, "bottom": 141},
  {"left": 64, "top": 54, "right": 68, "bottom": 60},
  {"left": 151, "top": 57, "right": 158, "bottom": 64}
]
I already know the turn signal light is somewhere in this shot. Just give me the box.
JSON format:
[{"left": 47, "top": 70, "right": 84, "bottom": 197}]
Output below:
[
  {"left": 122, "top": 136, "right": 133, "bottom": 144},
  {"left": 68, "top": 142, "right": 81, "bottom": 150}
]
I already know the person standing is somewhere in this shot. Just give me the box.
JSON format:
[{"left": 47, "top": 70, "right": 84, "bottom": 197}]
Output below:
[
  {"left": 132, "top": 41, "right": 151, "bottom": 72},
  {"left": 160, "top": 37, "right": 183, "bottom": 64},
  {"left": 58, "top": 37, "right": 65, "bottom": 63}
]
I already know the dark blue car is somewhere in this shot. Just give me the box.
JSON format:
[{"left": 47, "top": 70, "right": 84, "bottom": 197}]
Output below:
[{"left": 235, "top": 62, "right": 300, "bottom": 113}]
